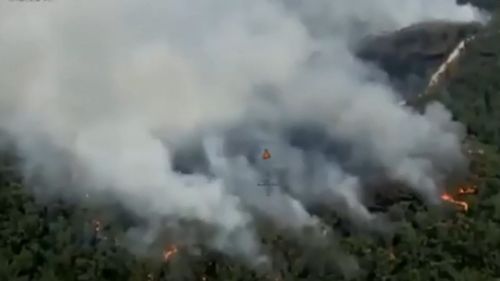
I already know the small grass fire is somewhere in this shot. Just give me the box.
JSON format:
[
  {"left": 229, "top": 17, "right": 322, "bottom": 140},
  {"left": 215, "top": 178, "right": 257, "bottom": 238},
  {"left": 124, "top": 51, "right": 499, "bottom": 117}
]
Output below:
[{"left": 441, "top": 184, "right": 478, "bottom": 212}]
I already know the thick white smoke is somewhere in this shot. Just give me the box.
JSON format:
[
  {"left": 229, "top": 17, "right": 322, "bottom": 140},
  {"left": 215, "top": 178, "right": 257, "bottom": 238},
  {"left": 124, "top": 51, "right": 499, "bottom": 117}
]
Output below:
[{"left": 0, "top": 0, "right": 479, "bottom": 261}]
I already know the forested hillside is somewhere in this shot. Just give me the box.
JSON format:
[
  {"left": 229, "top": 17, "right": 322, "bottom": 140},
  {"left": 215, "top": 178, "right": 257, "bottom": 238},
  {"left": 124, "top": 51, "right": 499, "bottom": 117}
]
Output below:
[
  {"left": 357, "top": 21, "right": 481, "bottom": 97},
  {"left": 459, "top": 0, "right": 499, "bottom": 10},
  {"left": 2, "top": 4, "right": 500, "bottom": 281}
]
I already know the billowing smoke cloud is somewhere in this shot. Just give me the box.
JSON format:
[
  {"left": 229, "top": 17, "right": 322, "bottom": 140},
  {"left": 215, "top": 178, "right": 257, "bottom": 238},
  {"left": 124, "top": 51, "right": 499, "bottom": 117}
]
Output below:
[{"left": 0, "top": 0, "right": 478, "bottom": 262}]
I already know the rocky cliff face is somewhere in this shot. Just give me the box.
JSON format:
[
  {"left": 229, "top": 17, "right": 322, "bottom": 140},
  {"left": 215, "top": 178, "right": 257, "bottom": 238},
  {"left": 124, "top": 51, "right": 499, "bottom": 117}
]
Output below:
[{"left": 356, "top": 21, "right": 482, "bottom": 98}]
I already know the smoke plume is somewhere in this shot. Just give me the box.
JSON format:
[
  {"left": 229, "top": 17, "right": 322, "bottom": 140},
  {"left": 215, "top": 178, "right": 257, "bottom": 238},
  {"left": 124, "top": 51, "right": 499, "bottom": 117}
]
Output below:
[{"left": 0, "top": 0, "right": 480, "bottom": 262}]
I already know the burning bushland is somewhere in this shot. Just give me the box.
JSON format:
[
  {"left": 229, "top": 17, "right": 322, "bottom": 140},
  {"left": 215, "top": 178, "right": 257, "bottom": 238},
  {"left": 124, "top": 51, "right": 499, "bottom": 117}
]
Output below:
[
  {"left": 0, "top": 0, "right": 487, "bottom": 279},
  {"left": 441, "top": 183, "right": 478, "bottom": 212}
]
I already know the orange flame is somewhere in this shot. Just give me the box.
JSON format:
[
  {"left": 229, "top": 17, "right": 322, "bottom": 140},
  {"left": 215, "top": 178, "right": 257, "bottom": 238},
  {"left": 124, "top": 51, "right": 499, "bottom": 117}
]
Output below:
[
  {"left": 262, "top": 149, "right": 271, "bottom": 160},
  {"left": 163, "top": 245, "right": 178, "bottom": 262},
  {"left": 458, "top": 185, "right": 477, "bottom": 195},
  {"left": 441, "top": 193, "right": 468, "bottom": 212}
]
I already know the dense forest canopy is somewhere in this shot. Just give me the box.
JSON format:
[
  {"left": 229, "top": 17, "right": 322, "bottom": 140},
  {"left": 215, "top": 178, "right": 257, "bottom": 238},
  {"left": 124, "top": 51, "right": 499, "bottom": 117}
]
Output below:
[{"left": 1, "top": 1, "right": 500, "bottom": 281}]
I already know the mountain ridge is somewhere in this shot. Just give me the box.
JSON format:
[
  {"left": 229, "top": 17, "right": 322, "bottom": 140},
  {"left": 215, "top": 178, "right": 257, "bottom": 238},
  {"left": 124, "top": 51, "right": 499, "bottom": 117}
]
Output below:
[{"left": 356, "top": 20, "right": 482, "bottom": 97}]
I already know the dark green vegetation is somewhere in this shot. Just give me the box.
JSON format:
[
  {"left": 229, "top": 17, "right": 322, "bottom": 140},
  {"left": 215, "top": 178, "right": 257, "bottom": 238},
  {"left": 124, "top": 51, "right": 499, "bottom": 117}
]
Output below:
[
  {"left": 357, "top": 21, "right": 481, "bottom": 96},
  {"left": 3, "top": 5, "right": 500, "bottom": 281},
  {"left": 358, "top": 0, "right": 500, "bottom": 97}
]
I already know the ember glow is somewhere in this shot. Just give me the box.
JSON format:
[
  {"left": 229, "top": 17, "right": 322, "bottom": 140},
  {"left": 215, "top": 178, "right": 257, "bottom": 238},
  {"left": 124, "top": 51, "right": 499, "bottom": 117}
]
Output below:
[
  {"left": 441, "top": 193, "right": 468, "bottom": 212},
  {"left": 0, "top": 0, "right": 476, "bottom": 264},
  {"left": 458, "top": 185, "right": 478, "bottom": 195},
  {"left": 441, "top": 183, "right": 478, "bottom": 212},
  {"left": 162, "top": 245, "right": 178, "bottom": 262}
]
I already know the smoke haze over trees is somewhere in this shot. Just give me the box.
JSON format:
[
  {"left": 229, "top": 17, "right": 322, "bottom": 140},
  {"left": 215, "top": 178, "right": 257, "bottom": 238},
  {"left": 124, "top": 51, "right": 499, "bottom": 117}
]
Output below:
[{"left": 1, "top": 0, "right": 500, "bottom": 280}]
